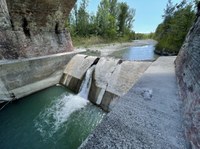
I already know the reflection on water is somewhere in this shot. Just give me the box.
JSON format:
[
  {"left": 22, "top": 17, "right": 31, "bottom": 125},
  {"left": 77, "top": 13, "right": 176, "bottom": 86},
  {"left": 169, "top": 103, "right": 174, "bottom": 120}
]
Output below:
[
  {"left": 0, "top": 86, "right": 105, "bottom": 149},
  {"left": 109, "top": 45, "right": 159, "bottom": 61}
]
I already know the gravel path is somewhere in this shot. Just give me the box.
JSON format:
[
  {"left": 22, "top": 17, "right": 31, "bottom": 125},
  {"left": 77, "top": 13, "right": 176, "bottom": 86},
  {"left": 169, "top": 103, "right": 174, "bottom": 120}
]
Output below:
[{"left": 80, "top": 56, "right": 186, "bottom": 149}]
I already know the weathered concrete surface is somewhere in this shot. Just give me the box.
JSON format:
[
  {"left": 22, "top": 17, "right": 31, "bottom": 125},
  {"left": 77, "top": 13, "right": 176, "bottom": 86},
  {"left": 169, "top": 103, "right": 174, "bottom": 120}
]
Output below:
[
  {"left": 91, "top": 57, "right": 151, "bottom": 111},
  {"left": 175, "top": 13, "right": 200, "bottom": 148},
  {"left": 61, "top": 54, "right": 151, "bottom": 111},
  {"left": 0, "top": 51, "right": 79, "bottom": 101},
  {"left": 80, "top": 56, "right": 186, "bottom": 149},
  {"left": 63, "top": 54, "right": 98, "bottom": 80},
  {"left": 60, "top": 54, "right": 98, "bottom": 93},
  {"left": 107, "top": 60, "right": 151, "bottom": 96},
  {"left": 0, "top": 0, "right": 76, "bottom": 59},
  {"left": 0, "top": 0, "right": 10, "bottom": 30}
]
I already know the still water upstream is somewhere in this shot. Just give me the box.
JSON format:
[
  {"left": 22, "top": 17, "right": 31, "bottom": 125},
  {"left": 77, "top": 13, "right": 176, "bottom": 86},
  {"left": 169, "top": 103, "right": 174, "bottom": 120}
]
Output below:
[
  {"left": 0, "top": 86, "right": 105, "bottom": 149},
  {"left": 84, "top": 43, "right": 158, "bottom": 61},
  {"left": 109, "top": 44, "right": 159, "bottom": 61}
]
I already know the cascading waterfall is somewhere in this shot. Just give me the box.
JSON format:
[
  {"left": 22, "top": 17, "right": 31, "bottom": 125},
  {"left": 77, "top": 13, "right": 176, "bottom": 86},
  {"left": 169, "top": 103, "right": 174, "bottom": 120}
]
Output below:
[
  {"left": 34, "top": 65, "right": 96, "bottom": 138},
  {"left": 78, "top": 65, "right": 95, "bottom": 99}
]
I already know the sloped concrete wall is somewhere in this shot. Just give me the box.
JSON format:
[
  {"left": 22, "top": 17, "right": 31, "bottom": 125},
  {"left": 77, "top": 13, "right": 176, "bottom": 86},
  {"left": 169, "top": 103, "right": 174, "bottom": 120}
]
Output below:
[
  {"left": 60, "top": 54, "right": 99, "bottom": 93},
  {"left": 90, "top": 57, "right": 151, "bottom": 111},
  {"left": 61, "top": 54, "right": 152, "bottom": 111},
  {"left": 175, "top": 12, "right": 200, "bottom": 149},
  {"left": 0, "top": 52, "right": 78, "bottom": 101}
]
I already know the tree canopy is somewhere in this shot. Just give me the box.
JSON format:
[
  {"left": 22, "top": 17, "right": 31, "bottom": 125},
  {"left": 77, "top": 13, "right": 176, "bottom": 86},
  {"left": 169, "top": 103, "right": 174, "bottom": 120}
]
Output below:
[
  {"left": 154, "top": 0, "right": 196, "bottom": 55},
  {"left": 67, "top": 0, "right": 135, "bottom": 42}
]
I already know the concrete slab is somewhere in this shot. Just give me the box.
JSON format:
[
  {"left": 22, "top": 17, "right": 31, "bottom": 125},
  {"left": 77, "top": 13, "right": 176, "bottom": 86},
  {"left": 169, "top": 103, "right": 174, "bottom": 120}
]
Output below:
[
  {"left": 80, "top": 56, "right": 186, "bottom": 149},
  {"left": 0, "top": 52, "right": 78, "bottom": 102},
  {"left": 63, "top": 54, "right": 98, "bottom": 79}
]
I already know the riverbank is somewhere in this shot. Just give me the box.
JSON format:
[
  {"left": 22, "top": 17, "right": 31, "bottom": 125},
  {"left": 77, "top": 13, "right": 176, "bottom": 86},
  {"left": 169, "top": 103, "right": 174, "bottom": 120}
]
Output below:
[{"left": 75, "top": 39, "right": 157, "bottom": 56}]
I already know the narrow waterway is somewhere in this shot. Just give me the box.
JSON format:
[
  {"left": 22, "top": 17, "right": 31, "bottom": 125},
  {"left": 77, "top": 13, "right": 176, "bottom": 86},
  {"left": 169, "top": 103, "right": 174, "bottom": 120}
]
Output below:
[
  {"left": 109, "top": 44, "right": 159, "bottom": 61},
  {"left": 0, "top": 85, "right": 105, "bottom": 149},
  {"left": 82, "top": 41, "right": 158, "bottom": 61}
]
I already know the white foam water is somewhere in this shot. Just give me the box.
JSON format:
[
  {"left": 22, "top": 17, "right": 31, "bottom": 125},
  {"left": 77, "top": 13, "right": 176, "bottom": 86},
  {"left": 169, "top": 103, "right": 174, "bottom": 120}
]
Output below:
[
  {"left": 34, "top": 66, "right": 96, "bottom": 139},
  {"left": 35, "top": 66, "right": 95, "bottom": 139},
  {"left": 34, "top": 94, "right": 88, "bottom": 138},
  {"left": 78, "top": 65, "right": 95, "bottom": 99}
]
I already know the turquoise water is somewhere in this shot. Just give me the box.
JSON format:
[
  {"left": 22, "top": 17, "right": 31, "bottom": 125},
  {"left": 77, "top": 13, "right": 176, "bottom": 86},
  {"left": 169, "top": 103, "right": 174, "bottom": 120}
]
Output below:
[
  {"left": 109, "top": 45, "right": 159, "bottom": 61},
  {"left": 0, "top": 86, "right": 105, "bottom": 149}
]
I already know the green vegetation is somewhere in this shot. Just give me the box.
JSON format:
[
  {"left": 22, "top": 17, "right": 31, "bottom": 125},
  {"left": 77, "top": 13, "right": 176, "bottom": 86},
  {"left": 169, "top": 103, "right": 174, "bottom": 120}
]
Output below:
[
  {"left": 135, "top": 33, "right": 154, "bottom": 40},
  {"left": 67, "top": 0, "right": 135, "bottom": 46},
  {"left": 154, "top": 0, "right": 196, "bottom": 55}
]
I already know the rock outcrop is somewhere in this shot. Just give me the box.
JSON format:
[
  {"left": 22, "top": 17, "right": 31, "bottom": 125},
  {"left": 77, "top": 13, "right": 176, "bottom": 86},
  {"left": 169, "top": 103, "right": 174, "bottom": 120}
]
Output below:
[
  {"left": 0, "top": 0, "right": 78, "bottom": 102},
  {"left": 0, "top": 0, "right": 76, "bottom": 59},
  {"left": 175, "top": 9, "right": 200, "bottom": 149}
]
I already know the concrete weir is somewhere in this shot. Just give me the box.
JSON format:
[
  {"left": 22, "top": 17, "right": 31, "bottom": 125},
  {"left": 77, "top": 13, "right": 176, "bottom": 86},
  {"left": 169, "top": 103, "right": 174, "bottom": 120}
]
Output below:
[{"left": 60, "top": 54, "right": 152, "bottom": 111}]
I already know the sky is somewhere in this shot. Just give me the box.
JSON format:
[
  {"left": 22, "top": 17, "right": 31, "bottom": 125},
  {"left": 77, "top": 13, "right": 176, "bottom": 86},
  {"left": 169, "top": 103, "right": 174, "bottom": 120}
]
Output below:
[{"left": 78, "top": 0, "right": 189, "bottom": 33}]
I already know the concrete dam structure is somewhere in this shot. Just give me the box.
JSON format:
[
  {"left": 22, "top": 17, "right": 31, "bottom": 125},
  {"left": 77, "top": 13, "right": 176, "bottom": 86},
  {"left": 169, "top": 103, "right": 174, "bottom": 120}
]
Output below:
[
  {"left": 0, "top": 0, "right": 200, "bottom": 149},
  {"left": 60, "top": 54, "right": 151, "bottom": 111}
]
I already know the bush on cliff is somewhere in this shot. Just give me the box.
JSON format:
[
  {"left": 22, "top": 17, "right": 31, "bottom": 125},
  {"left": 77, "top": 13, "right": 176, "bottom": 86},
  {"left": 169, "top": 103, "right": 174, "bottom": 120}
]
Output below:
[{"left": 154, "top": 0, "right": 195, "bottom": 55}]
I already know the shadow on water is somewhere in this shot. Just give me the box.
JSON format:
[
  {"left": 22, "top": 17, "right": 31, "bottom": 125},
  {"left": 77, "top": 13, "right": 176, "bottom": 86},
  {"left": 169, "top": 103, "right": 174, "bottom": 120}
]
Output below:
[{"left": 0, "top": 86, "right": 105, "bottom": 149}]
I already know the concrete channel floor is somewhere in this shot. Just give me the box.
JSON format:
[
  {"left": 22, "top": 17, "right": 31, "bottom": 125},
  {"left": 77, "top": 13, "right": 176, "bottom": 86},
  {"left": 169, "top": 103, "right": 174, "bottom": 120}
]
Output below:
[{"left": 80, "top": 56, "right": 186, "bottom": 149}]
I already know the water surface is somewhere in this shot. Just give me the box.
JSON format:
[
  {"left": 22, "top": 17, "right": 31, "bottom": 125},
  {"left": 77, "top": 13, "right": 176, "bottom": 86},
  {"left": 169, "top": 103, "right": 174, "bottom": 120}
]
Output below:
[
  {"left": 109, "top": 45, "right": 159, "bottom": 61},
  {"left": 0, "top": 86, "right": 105, "bottom": 149}
]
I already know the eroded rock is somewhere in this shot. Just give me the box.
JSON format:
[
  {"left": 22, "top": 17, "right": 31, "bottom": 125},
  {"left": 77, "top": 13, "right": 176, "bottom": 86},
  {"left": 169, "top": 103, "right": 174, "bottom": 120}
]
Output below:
[
  {"left": 0, "top": 0, "right": 76, "bottom": 59},
  {"left": 175, "top": 8, "right": 200, "bottom": 149}
]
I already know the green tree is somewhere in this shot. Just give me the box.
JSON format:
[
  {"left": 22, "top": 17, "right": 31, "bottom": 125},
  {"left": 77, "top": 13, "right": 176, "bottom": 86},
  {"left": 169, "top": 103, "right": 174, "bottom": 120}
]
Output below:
[
  {"left": 76, "top": 0, "right": 90, "bottom": 36},
  {"left": 68, "top": 0, "right": 135, "bottom": 42},
  {"left": 154, "top": 0, "right": 195, "bottom": 55},
  {"left": 118, "top": 2, "right": 135, "bottom": 36},
  {"left": 95, "top": 0, "right": 119, "bottom": 38}
]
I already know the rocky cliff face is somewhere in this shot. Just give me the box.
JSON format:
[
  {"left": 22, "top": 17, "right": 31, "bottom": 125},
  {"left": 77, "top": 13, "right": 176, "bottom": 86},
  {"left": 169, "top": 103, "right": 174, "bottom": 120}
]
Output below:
[
  {"left": 0, "top": 0, "right": 76, "bottom": 59},
  {"left": 175, "top": 10, "right": 200, "bottom": 149}
]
